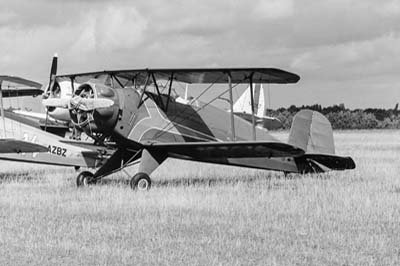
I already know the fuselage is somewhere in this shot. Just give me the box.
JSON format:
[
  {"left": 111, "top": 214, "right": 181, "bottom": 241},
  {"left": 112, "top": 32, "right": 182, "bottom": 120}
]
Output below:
[
  {"left": 107, "top": 89, "right": 298, "bottom": 173},
  {"left": 128, "top": 92, "right": 279, "bottom": 143}
]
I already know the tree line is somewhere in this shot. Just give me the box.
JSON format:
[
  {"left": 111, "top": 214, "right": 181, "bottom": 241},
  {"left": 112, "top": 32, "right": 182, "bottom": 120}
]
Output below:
[{"left": 267, "top": 104, "right": 400, "bottom": 130}]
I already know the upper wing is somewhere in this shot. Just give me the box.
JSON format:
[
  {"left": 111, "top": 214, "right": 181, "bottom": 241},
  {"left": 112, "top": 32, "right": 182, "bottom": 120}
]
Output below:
[
  {"left": 0, "top": 139, "right": 48, "bottom": 153},
  {"left": 0, "top": 76, "right": 42, "bottom": 89},
  {"left": 0, "top": 76, "right": 43, "bottom": 97},
  {"left": 1, "top": 88, "right": 43, "bottom": 97},
  {"left": 57, "top": 68, "right": 300, "bottom": 85},
  {"left": 143, "top": 141, "right": 304, "bottom": 159}
]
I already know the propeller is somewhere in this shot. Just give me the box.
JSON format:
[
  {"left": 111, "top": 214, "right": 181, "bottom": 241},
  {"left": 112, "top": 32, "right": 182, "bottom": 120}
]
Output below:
[
  {"left": 69, "top": 97, "right": 114, "bottom": 111},
  {"left": 42, "top": 96, "right": 114, "bottom": 111},
  {"left": 42, "top": 98, "right": 69, "bottom": 109}
]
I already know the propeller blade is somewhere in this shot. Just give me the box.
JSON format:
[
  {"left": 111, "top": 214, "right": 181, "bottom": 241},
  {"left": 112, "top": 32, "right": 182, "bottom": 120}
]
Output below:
[
  {"left": 42, "top": 98, "right": 69, "bottom": 108},
  {"left": 49, "top": 54, "right": 58, "bottom": 81},
  {"left": 70, "top": 97, "right": 114, "bottom": 111},
  {"left": 46, "top": 53, "right": 58, "bottom": 96}
]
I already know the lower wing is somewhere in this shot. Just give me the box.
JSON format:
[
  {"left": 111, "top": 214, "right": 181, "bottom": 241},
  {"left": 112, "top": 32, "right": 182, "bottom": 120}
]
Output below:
[
  {"left": 0, "top": 139, "right": 48, "bottom": 153},
  {"left": 143, "top": 141, "right": 304, "bottom": 159}
]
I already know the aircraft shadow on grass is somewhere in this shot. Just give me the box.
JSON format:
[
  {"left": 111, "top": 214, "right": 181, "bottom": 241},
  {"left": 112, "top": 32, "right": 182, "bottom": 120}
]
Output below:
[{"left": 0, "top": 170, "right": 46, "bottom": 182}]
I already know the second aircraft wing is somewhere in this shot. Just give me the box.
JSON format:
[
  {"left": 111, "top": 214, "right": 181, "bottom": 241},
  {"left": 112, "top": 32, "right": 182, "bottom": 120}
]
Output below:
[{"left": 0, "top": 139, "right": 48, "bottom": 153}]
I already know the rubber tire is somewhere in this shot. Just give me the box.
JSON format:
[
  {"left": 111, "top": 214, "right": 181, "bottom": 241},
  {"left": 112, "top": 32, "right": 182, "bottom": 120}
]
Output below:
[
  {"left": 76, "top": 171, "right": 96, "bottom": 187},
  {"left": 130, "top": 173, "right": 151, "bottom": 191}
]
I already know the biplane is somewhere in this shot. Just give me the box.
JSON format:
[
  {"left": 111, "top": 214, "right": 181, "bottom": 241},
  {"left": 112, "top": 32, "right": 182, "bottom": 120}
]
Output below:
[
  {"left": 42, "top": 56, "right": 355, "bottom": 190},
  {"left": 0, "top": 76, "right": 48, "bottom": 154},
  {"left": 0, "top": 75, "right": 107, "bottom": 168}
]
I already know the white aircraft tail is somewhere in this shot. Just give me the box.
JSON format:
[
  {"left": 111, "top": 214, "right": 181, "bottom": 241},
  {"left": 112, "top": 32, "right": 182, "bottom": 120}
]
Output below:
[{"left": 233, "top": 84, "right": 266, "bottom": 117}]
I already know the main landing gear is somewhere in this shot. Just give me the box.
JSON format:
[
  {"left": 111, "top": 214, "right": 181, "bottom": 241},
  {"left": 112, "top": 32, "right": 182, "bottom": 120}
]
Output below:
[
  {"left": 75, "top": 148, "right": 166, "bottom": 191},
  {"left": 75, "top": 171, "right": 152, "bottom": 190}
]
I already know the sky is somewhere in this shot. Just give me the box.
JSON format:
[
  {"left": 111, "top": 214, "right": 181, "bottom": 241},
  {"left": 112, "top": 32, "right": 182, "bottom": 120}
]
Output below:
[{"left": 1, "top": 0, "right": 400, "bottom": 109}]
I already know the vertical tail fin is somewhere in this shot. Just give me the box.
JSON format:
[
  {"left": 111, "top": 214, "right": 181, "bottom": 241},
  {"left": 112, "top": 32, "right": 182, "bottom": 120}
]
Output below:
[{"left": 288, "top": 109, "right": 335, "bottom": 154}]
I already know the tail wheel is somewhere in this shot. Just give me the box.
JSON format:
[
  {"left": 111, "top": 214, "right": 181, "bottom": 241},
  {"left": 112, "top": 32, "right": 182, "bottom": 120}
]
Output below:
[
  {"left": 130, "top": 173, "right": 151, "bottom": 191},
  {"left": 76, "top": 171, "right": 96, "bottom": 187}
]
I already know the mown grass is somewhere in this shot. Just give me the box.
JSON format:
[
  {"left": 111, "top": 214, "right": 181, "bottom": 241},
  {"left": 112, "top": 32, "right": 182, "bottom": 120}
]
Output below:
[{"left": 1, "top": 130, "right": 400, "bottom": 265}]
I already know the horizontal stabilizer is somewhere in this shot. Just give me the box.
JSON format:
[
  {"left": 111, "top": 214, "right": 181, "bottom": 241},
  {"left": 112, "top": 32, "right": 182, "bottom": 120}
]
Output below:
[
  {"left": 233, "top": 113, "right": 283, "bottom": 130},
  {"left": 295, "top": 154, "right": 356, "bottom": 173},
  {"left": 144, "top": 141, "right": 304, "bottom": 159},
  {"left": 0, "top": 139, "right": 48, "bottom": 153},
  {"left": 258, "top": 116, "right": 282, "bottom": 130}
]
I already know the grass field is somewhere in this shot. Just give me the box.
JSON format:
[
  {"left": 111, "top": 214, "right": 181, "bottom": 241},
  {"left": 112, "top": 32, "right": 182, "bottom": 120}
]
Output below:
[{"left": 1, "top": 130, "right": 400, "bottom": 265}]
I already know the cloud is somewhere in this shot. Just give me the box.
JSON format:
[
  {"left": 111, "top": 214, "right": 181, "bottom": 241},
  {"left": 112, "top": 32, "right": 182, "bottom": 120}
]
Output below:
[
  {"left": 0, "top": 9, "right": 17, "bottom": 26},
  {"left": 379, "top": 0, "right": 400, "bottom": 16},
  {"left": 0, "top": 0, "right": 399, "bottom": 107},
  {"left": 252, "top": 0, "right": 294, "bottom": 19},
  {"left": 93, "top": 5, "right": 147, "bottom": 52},
  {"left": 290, "top": 33, "right": 400, "bottom": 80}
]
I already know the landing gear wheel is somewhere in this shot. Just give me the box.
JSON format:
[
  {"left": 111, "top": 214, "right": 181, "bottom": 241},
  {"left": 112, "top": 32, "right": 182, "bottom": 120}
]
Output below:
[
  {"left": 76, "top": 171, "right": 96, "bottom": 187},
  {"left": 130, "top": 173, "right": 151, "bottom": 191}
]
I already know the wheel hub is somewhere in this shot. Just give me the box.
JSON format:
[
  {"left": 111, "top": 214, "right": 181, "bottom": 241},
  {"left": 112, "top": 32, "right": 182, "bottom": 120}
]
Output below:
[{"left": 137, "top": 179, "right": 149, "bottom": 190}]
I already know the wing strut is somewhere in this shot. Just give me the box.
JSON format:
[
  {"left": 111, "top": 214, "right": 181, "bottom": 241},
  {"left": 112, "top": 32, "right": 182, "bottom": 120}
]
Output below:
[
  {"left": 165, "top": 73, "right": 174, "bottom": 111},
  {"left": 112, "top": 74, "right": 125, "bottom": 89},
  {"left": 138, "top": 73, "right": 151, "bottom": 108},
  {"left": 0, "top": 80, "right": 5, "bottom": 137},
  {"left": 151, "top": 72, "right": 165, "bottom": 110},
  {"left": 227, "top": 72, "right": 236, "bottom": 141},
  {"left": 249, "top": 74, "right": 256, "bottom": 140}
]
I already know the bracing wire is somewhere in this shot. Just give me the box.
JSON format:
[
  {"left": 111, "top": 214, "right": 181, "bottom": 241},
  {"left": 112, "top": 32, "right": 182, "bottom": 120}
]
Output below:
[
  {"left": 152, "top": 76, "right": 243, "bottom": 141},
  {"left": 151, "top": 76, "right": 224, "bottom": 140}
]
